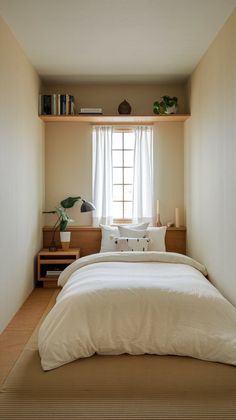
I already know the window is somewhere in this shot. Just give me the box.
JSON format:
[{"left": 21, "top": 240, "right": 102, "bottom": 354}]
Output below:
[
  {"left": 92, "top": 125, "right": 153, "bottom": 226},
  {"left": 112, "top": 130, "right": 135, "bottom": 222}
]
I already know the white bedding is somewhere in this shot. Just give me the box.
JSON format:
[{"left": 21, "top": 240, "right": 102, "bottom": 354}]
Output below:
[{"left": 38, "top": 252, "right": 236, "bottom": 371}]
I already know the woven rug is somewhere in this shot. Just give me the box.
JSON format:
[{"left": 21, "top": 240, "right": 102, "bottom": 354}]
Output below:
[{"left": 1, "top": 292, "right": 236, "bottom": 419}]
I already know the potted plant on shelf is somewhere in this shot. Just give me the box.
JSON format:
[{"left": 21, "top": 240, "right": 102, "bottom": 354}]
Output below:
[
  {"left": 44, "top": 196, "right": 95, "bottom": 251},
  {"left": 153, "top": 96, "right": 178, "bottom": 115}
]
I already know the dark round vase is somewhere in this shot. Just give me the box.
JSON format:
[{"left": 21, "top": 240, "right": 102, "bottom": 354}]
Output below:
[{"left": 118, "top": 100, "right": 132, "bottom": 115}]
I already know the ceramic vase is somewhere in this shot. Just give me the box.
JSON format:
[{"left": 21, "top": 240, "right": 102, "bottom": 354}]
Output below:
[{"left": 118, "top": 100, "right": 131, "bottom": 114}]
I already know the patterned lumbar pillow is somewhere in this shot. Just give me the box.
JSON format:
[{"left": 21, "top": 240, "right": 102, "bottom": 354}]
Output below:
[
  {"left": 114, "top": 237, "right": 151, "bottom": 252},
  {"left": 100, "top": 223, "right": 149, "bottom": 252}
]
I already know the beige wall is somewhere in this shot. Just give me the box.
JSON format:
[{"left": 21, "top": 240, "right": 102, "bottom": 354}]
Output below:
[
  {"left": 44, "top": 83, "right": 186, "bottom": 226},
  {"left": 45, "top": 121, "right": 184, "bottom": 227},
  {"left": 185, "top": 9, "right": 236, "bottom": 305},
  {"left": 43, "top": 83, "right": 188, "bottom": 115},
  {"left": 45, "top": 123, "right": 92, "bottom": 226},
  {"left": 154, "top": 123, "right": 184, "bottom": 225},
  {"left": 0, "top": 17, "right": 45, "bottom": 332}
]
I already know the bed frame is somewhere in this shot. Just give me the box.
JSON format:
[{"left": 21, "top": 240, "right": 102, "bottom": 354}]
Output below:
[{"left": 43, "top": 226, "right": 186, "bottom": 257}]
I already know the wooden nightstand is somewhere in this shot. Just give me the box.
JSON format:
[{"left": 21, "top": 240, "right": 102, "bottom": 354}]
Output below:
[{"left": 37, "top": 248, "right": 80, "bottom": 288}]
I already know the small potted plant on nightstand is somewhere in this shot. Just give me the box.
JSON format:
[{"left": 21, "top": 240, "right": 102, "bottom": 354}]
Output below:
[{"left": 44, "top": 196, "right": 95, "bottom": 251}]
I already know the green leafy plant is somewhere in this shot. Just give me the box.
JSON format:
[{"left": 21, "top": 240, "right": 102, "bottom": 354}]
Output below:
[
  {"left": 43, "top": 196, "right": 95, "bottom": 251},
  {"left": 44, "top": 196, "right": 80, "bottom": 232},
  {"left": 153, "top": 96, "right": 178, "bottom": 115}
]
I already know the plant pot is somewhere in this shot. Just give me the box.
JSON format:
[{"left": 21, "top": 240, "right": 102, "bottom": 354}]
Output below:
[
  {"left": 164, "top": 105, "right": 178, "bottom": 115},
  {"left": 60, "top": 231, "right": 71, "bottom": 250}
]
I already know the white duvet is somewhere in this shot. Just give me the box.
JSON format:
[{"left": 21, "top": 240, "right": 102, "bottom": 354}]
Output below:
[{"left": 38, "top": 252, "right": 236, "bottom": 371}]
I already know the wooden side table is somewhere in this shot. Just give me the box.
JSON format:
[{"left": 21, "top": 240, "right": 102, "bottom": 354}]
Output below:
[{"left": 37, "top": 248, "right": 80, "bottom": 288}]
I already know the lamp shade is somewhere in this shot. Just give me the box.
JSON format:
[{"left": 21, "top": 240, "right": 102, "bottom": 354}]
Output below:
[{"left": 80, "top": 200, "right": 96, "bottom": 213}]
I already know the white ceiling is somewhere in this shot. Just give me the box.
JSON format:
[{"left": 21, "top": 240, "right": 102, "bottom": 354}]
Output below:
[{"left": 0, "top": 0, "right": 236, "bottom": 84}]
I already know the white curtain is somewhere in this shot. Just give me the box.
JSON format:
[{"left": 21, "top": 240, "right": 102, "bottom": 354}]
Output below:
[
  {"left": 92, "top": 126, "right": 113, "bottom": 226},
  {"left": 133, "top": 126, "right": 154, "bottom": 224}
]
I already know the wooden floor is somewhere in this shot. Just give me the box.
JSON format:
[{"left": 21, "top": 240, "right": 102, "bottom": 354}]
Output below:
[{"left": 0, "top": 288, "right": 55, "bottom": 386}]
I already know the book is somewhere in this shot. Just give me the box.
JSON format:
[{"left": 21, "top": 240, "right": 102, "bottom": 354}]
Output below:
[
  {"left": 69, "top": 95, "right": 75, "bottom": 115},
  {"left": 66, "top": 94, "right": 70, "bottom": 115},
  {"left": 42, "top": 95, "right": 51, "bottom": 115},
  {"left": 38, "top": 94, "right": 42, "bottom": 115},
  {"left": 57, "top": 94, "right": 61, "bottom": 115},
  {"left": 46, "top": 270, "right": 63, "bottom": 276},
  {"left": 51, "top": 94, "right": 57, "bottom": 115},
  {"left": 80, "top": 108, "right": 103, "bottom": 114},
  {"left": 60, "top": 94, "right": 67, "bottom": 115}
]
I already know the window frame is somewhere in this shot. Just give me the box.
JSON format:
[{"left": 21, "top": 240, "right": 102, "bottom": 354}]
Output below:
[{"left": 112, "top": 128, "right": 135, "bottom": 224}]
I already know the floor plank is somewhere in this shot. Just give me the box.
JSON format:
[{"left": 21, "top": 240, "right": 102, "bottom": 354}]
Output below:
[{"left": 0, "top": 288, "right": 55, "bottom": 385}]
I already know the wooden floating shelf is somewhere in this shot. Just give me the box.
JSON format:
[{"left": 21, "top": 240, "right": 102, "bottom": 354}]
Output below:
[{"left": 39, "top": 114, "right": 190, "bottom": 124}]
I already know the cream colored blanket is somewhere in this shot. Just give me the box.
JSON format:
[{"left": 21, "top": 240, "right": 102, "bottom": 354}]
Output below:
[
  {"left": 38, "top": 252, "right": 236, "bottom": 371},
  {"left": 58, "top": 251, "right": 208, "bottom": 287}
]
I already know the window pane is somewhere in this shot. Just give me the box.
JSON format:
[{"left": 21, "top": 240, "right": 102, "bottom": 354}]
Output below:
[
  {"left": 112, "top": 150, "right": 122, "bottom": 167},
  {"left": 113, "top": 168, "right": 123, "bottom": 184},
  {"left": 112, "top": 132, "right": 123, "bottom": 149},
  {"left": 124, "top": 132, "right": 135, "bottom": 149},
  {"left": 112, "top": 131, "right": 134, "bottom": 221},
  {"left": 124, "top": 185, "right": 133, "bottom": 201},
  {"left": 124, "top": 202, "right": 132, "bottom": 219},
  {"left": 112, "top": 202, "right": 123, "bottom": 219},
  {"left": 113, "top": 185, "right": 123, "bottom": 201},
  {"left": 124, "top": 168, "right": 133, "bottom": 184},
  {"left": 124, "top": 150, "right": 134, "bottom": 167}
]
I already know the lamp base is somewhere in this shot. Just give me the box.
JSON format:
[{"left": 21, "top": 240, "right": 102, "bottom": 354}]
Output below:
[{"left": 48, "top": 243, "right": 58, "bottom": 252}]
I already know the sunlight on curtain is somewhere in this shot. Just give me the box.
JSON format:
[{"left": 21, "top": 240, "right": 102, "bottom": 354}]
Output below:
[
  {"left": 133, "top": 126, "right": 154, "bottom": 224},
  {"left": 92, "top": 126, "right": 113, "bottom": 226}
]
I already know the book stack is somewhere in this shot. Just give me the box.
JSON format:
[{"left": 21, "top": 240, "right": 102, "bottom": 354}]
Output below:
[
  {"left": 79, "top": 108, "right": 103, "bottom": 115},
  {"left": 39, "top": 94, "right": 75, "bottom": 116},
  {"left": 46, "top": 269, "right": 63, "bottom": 277}
]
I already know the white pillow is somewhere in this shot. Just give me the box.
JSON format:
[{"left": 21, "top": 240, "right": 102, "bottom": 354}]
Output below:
[
  {"left": 100, "top": 223, "right": 149, "bottom": 252},
  {"left": 100, "top": 225, "right": 118, "bottom": 252},
  {"left": 118, "top": 226, "right": 147, "bottom": 238},
  {"left": 114, "top": 237, "right": 151, "bottom": 252},
  {"left": 146, "top": 226, "right": 167, "bottom": 252},
  {"left": 128, "top": 222, "right": 149, "bottom": 230}
]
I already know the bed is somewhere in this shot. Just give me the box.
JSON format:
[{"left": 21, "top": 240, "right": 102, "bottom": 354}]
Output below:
[{"left": 38, "top": 250, "right": 236, "bottom": 371}]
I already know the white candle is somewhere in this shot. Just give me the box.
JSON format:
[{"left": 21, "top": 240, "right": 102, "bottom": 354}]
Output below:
[
  {"left": 156, "top": 200, "right": 160, "bottom": 215},
  {"left": 175, "top": 207, "right": 180, "bottom": 228}
]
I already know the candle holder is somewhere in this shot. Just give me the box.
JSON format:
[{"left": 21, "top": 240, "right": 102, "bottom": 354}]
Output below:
[
  {"left": 156, "top": 213, "right": 162, "bottom": 227},
  {"left": 175, "top": 207, "right": 180, "bottom": 228}
]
